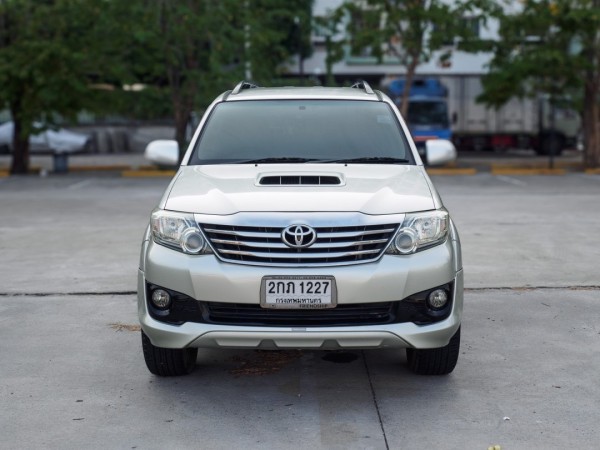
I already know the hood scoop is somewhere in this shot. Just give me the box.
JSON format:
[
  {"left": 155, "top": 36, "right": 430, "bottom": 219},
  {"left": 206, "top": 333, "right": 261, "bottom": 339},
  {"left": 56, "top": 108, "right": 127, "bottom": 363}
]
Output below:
[{"left": 257, "top": 173, "right": 344, "bottom": 186}]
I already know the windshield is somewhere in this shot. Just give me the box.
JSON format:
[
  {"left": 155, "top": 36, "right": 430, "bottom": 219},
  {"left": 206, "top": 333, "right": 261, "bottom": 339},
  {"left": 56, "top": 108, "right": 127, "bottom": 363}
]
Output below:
[
  {"left": 407, "top": 101, "right": 449, "bottom": 127},
  {"left": 189, "top": 100, "right": 413, "bottom": 165}
]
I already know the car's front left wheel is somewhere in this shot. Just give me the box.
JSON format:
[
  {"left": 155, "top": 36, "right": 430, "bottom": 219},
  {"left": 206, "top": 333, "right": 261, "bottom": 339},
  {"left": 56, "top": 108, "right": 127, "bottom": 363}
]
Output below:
[
  {"left": 406, "top": 327, "right": 460, "bottom": 375},
  {"left": 141, "top": 331, "right": 198, "bottom": 376}
]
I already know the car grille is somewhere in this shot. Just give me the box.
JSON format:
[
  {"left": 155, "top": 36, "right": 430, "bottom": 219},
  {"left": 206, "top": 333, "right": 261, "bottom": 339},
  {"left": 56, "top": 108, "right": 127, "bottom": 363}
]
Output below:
[
  {"left": 200, "top": 223, "right": 398, "bottom": 266},
  {"left": 204, "top": 301, "right": 394, "bottom": 327}
]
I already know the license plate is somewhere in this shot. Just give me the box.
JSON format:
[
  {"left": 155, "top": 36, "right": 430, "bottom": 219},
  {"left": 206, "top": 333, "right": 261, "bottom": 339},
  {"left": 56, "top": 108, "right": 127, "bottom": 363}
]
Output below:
[{"left": 260, "top": 276, "right": 337, "bottom": 309}]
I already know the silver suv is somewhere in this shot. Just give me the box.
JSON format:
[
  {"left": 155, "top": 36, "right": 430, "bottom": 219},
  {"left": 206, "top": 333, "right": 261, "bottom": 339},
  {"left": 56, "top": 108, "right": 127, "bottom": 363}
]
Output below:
[{"left": 139, "top": 81, "right": 462, "bottom": 376}]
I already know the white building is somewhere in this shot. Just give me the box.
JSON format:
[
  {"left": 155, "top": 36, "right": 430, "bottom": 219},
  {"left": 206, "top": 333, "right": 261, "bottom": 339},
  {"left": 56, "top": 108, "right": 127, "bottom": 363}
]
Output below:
[{"left": 294, "top": 0, "right": 512, "bottom": 82}]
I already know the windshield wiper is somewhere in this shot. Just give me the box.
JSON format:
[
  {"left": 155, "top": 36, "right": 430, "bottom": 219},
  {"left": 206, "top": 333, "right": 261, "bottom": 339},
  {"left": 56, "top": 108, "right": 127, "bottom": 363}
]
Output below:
[
  {"left": 320, "top": 157, "right": 410, "bottom": 164},
  {"left": 232, "top": 157, "right": 321, "bottom": 164}
]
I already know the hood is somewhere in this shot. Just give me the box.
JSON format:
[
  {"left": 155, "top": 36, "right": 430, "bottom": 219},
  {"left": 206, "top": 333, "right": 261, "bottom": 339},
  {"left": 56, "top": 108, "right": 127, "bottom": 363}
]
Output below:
[{"left": 164, "top": 164, "right": 435, "bottom": 215}]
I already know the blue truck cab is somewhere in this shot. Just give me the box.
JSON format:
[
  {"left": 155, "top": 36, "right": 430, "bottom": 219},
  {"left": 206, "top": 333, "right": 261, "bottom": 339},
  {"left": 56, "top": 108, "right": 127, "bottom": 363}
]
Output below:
[{"left": 387, "top": 78, "right": 451, "bottom": 159}]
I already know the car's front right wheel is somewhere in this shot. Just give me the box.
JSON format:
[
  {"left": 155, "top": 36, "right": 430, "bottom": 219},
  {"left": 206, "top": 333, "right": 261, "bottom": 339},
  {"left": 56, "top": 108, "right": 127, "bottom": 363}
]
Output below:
[
  {"left": 141, "top": 331, "right": 198, "bottom": 376},
  {"left": 406, "top": 327, "right": 460, "bottom": 375}
]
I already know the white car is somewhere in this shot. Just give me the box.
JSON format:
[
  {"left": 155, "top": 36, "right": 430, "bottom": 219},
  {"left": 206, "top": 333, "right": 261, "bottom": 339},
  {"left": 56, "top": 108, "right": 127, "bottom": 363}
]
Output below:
[
  {"left": 139, "top": 81, "right": 462, "bottom": 377},
  {"left": 0, "top": 121, "right": 91, "bottom": 153}
]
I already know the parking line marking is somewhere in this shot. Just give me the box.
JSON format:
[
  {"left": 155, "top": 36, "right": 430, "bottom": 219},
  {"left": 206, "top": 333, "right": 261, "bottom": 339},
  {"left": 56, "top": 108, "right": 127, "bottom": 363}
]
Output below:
[
  {"left": 67, "top": 179, "right": 93, "bottom": 190},
  {"left": 496, "top": 175, "right": 527, "bottom": 186},
  {"left": 582, "top": 174, "right": 600, "bottom": 182}
]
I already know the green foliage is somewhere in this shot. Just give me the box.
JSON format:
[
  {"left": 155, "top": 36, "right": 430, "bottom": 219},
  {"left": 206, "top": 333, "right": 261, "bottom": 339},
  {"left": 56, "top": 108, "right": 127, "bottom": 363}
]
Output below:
[
  {"left": 243, "top": 0, "right": 314, "bottom": 83},
  {"left": 88, "top": 87, "right": 173, "bottom": 122},
  {"left": 339, "top": 0, "right": 490, "bottom": 115},
  {"left": 0, "top": 0, "right": 106, "bottom": 135},
  {"left": 481, "top": 0, "right": 600, "bottom": 167},
  {"left": 0, "top": 0, "right": 318, "bottom": 167},
  {"left": 110, "top": 0, "right": 317, "bottom": 154},
  {"left": 0, "top": 0, "right": 317, "bottom": 126},
  {"left": 314, "top": 8, "right": 345, "bottom": 86},
  {"left": 341, "top": 0, "right": 489, "bottom": 67},
  {"left": 480, "top": 0, "right": 599, "bottom": 108}
]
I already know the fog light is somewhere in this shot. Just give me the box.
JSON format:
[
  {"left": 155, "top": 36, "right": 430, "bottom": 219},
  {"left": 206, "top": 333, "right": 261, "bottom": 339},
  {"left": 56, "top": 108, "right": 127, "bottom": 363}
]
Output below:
[
  {"left": 181, "top": 228, "right": 206, "bottom": 254},
  {"left": 427, "top": 289, "right": 448, "bottom": 309},
  {"left": 394, "top": 228, "right": 418, "bottom": 254},
  {"left": 151, "top": 289, "right": 171, "bottom": 309}
]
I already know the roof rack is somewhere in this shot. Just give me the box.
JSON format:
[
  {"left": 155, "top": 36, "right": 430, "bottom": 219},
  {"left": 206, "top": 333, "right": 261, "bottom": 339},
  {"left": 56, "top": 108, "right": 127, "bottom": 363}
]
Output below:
[
  {"left": 351, "top": 80, "right": 375, "bottom": 95},
  {"left": 231, "top": 81, "right": 259, "bottom": 95}
]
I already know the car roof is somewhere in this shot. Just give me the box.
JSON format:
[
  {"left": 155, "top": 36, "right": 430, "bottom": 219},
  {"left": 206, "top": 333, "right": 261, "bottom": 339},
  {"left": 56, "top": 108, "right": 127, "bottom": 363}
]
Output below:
[{"left": 223, "top": 85, "right": 383, "bottom": 102}]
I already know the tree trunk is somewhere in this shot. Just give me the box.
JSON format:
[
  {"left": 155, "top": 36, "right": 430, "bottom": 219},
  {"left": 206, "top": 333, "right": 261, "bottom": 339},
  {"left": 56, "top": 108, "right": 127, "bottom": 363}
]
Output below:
[
  {"left": 172, "top": 92, "right": 193, "bottom": 163},
  {"left": 399, "top": 55, "right": 419, "bottom": 118},
  {"left": 582, "top": 79, "right": 600, "bottom": 168},
  {"left": 583, "top": 1, "right": 600, "bottom": 169},
  {"left": 325, "top": 35, "right": 334, "bottom": 86},
  {"left": 9, "top": 115, "right": 31, "bottom": 175}
]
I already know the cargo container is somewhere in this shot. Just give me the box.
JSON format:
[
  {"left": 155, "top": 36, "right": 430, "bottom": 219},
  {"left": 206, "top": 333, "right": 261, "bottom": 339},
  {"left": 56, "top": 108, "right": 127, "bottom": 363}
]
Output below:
[{"left": 388, "top": 76, "right": 580, "bottom": 155}]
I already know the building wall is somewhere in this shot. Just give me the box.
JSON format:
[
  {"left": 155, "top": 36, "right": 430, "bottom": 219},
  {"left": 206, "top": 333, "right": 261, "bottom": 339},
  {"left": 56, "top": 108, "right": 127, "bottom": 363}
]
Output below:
[{"left": 294, "top": 0, "right": 516, "bottom": 80}]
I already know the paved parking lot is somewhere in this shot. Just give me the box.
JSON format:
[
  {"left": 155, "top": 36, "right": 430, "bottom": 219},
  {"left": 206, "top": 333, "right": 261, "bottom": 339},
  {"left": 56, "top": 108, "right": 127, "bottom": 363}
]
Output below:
[{"left": 1, "top": 173, "right": 599, "bottom": 449}]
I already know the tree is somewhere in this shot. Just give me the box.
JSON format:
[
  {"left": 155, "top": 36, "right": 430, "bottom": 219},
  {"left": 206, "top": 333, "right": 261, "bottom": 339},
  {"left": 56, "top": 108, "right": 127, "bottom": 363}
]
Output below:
[
  {"left": 314, "top": 8, "right": 345, "bottom": 86},
  {"left": 123, "top": 1, "right": 315, "bottom": 160},
  {"left": 242, "top": 0, "right": 314, "bottom": 84},
  {"left": 341, "top": 0, "right": 488, "bottom": 116},
  {"left": 480, "top": 0, "right": 600, "bottom": 168},
  {"left": 0, "top": 0, "right": 106, "bottom": 174},
  {"left": 122, "top": 1, "right": 243, "bottom": 160},
  {"left": 1, "top": 0, "right": 319, "bottom": 170}
]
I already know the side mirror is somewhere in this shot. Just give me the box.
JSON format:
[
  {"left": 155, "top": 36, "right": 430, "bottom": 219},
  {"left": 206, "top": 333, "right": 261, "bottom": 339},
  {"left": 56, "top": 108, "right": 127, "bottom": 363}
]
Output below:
[
  {"left": 452, "top": 112, "right": 458, "bottom": 125},
  {"left": 144, "top": 140, "right": 179, "bottom": 167},
  {"left": 425, "top": 139, "right": 456, "bottom": 166}
]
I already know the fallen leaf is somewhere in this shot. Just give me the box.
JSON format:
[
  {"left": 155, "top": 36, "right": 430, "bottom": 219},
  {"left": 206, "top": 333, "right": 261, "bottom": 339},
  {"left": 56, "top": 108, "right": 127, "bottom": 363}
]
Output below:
[{"left": 109, "top": 323, "right": 141, "bottom": 332}]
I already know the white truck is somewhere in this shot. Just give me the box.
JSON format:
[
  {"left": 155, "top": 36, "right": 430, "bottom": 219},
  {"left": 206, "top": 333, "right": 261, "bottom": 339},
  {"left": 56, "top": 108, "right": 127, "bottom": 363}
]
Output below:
[{"left": 441, "top": 76, "right": 580, "bottom": 155}]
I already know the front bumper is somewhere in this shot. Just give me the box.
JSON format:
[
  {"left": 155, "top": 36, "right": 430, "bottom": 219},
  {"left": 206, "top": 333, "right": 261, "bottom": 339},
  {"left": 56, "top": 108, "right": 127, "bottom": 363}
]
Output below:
[{"left": 138, "top": 235, "right": 463, "bottom": 350}]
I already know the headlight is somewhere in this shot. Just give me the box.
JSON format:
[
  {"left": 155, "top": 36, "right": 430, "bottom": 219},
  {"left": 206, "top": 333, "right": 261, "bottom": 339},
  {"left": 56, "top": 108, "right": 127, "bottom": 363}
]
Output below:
[
  {"left": 150, "top": 209, "right": 211, "bottom": 255},
  {"left": 386, "top": 210, "right": 448, "bottom": 255}
]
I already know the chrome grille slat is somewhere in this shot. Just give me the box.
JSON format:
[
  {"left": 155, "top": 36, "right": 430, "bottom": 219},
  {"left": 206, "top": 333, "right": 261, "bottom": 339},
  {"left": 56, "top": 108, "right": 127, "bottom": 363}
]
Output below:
[
  {"left": 219, "top": 249, "right": 381, "bottom": 259},
  {"left": 317, "top": 228, "right": 396, "bottom": 238},
  {"left": 211, "top": 238, "right": 288, "bottom": 249},
  {"left": 203, "top": 228, "right": 281, "bottom": 239},
  {"left": 211, "top": 238, "right": 389, "bottom": 249},
  {"left": 312, "top": 238, "right": 390, "bottom": 248},
  {"left": 201, "top": 223, "right": 399, "bottom": 266}
]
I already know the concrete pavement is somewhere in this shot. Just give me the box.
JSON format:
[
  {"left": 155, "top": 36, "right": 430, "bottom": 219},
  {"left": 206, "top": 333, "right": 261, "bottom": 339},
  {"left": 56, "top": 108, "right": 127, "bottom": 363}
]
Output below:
[
  {"left": 1, "top": 290, "right": 597, "bottom": 449},
  {"left": 1, "top": 173, "right": 599, "bottom": 449}
]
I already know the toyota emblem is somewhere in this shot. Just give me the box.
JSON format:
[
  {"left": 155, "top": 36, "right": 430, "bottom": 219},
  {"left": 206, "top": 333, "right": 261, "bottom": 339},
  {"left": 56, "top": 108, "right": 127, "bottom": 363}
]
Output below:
[{"left": 281, "top": 225, "right": 317, "bottom": 248}]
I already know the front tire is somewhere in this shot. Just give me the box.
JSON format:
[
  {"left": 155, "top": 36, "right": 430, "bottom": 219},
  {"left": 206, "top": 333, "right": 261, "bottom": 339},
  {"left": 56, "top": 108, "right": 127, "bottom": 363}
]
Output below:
[
  {"left": 141, "top": 331, "right": 198, "bottom": 376},
  {"left": 406, "top": 327, "right": 460, "bottom": 375}
]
